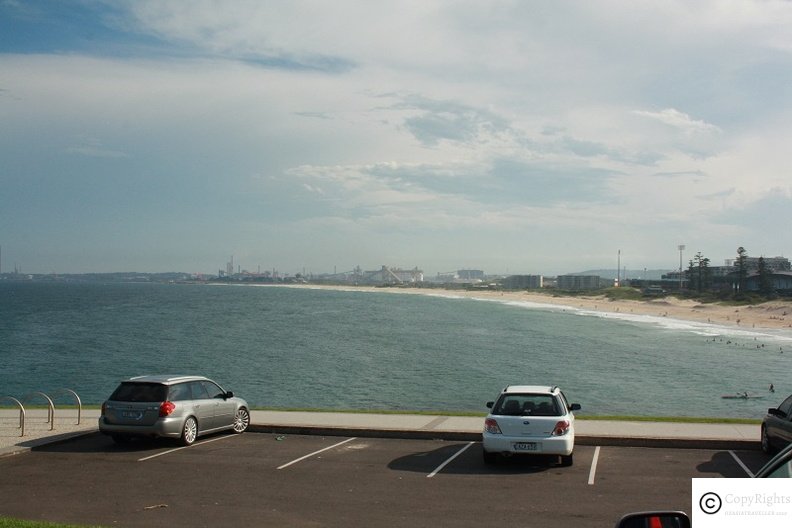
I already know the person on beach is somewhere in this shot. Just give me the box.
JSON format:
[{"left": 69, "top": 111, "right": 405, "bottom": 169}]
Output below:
[{"left": 770, "top": 383, "right": 775, "bottom": 393}]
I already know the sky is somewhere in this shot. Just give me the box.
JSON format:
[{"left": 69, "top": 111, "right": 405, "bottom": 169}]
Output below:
[{"left": 1, "top": 0, "right": 791, "bottom": 276}]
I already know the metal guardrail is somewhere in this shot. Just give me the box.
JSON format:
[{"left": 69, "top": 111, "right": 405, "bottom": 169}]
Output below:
[{"left": 0, "top": 389, "right": 82, "bottom": 437}]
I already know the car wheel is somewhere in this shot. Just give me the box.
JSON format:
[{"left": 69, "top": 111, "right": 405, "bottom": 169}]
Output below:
[
  {"left": 232, "top": 407, "right": 250, "bottom": 433},
  {"left": 483, "top": 450, "right": 498, "bottom": 464},
  {"left": 761, "top": 425, "right": 776, "bottom": 455},
  {"left": 560, "top": 453, "right": 574, "bottom": 467},
  {"left": 181, "top": 416, "right": 198, "bottom": 446}
]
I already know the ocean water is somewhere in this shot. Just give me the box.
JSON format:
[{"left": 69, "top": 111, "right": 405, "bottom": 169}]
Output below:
[{"left": 1, "top": 281, "right": 791, "bottom": 418}]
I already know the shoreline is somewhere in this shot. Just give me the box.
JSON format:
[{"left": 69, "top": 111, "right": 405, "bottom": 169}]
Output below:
[{"left": 282, "top": 283, "right": 792, "bottom": 332}]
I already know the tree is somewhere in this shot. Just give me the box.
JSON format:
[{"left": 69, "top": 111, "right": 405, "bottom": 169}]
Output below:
[
  {"left": 689, "top": 252, "right": 711, "bottom": 294},
  {"left": 735, "top": 246, "right": 748, "bottom": 296},
  {"left": 757, "top": 256, "right": 774, "bottom": 295},
  {"left": 696, "top": 252, "right": 710, "bottom": 294}
]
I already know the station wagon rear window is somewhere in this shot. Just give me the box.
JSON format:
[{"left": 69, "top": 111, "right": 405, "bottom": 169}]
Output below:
[{"left": 109, "top": 382, "right": 168, "bottom": 402}]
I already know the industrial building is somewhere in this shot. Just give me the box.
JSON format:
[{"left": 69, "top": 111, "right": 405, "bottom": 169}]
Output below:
[{"left": 556, "top": 275, "right": 603, "bottom": 291}]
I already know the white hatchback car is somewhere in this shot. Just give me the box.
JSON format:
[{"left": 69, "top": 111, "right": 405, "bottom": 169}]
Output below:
[{"left": 482, "top": 385, "right": 581, "bottom": 466}]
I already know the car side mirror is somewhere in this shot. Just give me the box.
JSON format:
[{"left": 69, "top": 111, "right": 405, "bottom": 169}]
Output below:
[
  {"left": 615, "top": 511, "right": 690, "bottom": 528},
  {"left": 768, "top": 407, "right": 785, "bottom": 418},
  {"left": 486, "top": 401, "right": 494, "bottom": 409},
  {"left": 225, "top": 391, "right": 234, "bottom": 399},
  {"left": 569, "top": 403, "right": 581, "bottom": 411}
]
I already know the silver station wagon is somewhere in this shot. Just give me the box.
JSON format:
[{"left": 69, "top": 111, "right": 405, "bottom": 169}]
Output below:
[{"left": 99, "top": 375, "right": 250, "bottom": 445}]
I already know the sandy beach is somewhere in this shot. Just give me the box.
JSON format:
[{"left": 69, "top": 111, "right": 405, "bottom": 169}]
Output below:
[{"left": 294, "top": 284, "right": 792, "bottom": 331}]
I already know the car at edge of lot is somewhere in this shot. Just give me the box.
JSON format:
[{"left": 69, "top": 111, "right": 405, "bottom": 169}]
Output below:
[
  {"left": 761, "top": 392, "right": 792, "bottom": 454},
  {"left": 98, "top": 374, "right": 250, "bottom": 446},
  {"left": 616, "top": 436, "right": 792, "bottom": 527},
  {"left": 482, "top": 384, "right": 581, "bottom": 466}
]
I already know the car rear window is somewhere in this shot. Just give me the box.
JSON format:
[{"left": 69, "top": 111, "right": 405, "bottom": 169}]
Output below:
[
  {"left": 109, "top": 382, "right": 168, "bottom": 402},
  {"left": 494, "top": 394, "right": 561, "bottom": 416}
]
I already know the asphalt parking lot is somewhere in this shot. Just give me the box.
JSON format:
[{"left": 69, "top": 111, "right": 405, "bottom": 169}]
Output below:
[{"left": 0, "top": 431, "right": 774, "bottom": 528}]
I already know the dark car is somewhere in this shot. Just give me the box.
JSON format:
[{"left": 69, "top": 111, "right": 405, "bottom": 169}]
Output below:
[
  {"left": 761, "top": 393, "right": 792, "bottom": 454},
  {"left": 616, "top": 443, "right": 792, "bottom": 527},
  {"left": 99, "top": 375, "right": 250, "bottom": 446}
]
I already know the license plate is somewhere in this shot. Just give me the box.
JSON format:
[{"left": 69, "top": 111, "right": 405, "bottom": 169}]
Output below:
[
  {"left": 513, "top": 442, "right": 538, "bottom": 451},
  {"left": 122, "top": 411, "right": 143, "bottom": 420}
]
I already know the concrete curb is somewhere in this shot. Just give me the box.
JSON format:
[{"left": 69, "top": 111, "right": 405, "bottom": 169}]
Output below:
[
  {"left": 575, "top": 436, "right": 760, "bottom": 451},
  {"left": 0, "top": 423, "right": 761, "bottom": 458},
  {"left": 249, "top": 424, "right": 760, "bottom": 451}
]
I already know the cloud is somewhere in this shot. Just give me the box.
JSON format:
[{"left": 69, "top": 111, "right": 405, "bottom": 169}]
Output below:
[
  {"left": 633, "top": 108, "right": 722, "bottom": 135},
  {"left": 631, "top": 108, "right": 724, "bottom": 159},
  {"left": 708, "top": 189, "right": 792, "bottom": 255},
  {"left": 121, "top": 1, "right": 358, "bottom": 72},
  {"left": 65, "top": 138, "right": 129, "bottom": 159},
  {"left": 716, "top": 188, "right": 792, "bottom": 226},
  {"left": 388, "top": 95, "right": 512, "bottom": 147},
  {"left": 294, "top": 111, "right": 332, "bottom": 120},
  {"left": 285, "top": 155, "right": 619, "bottom": 231},
  {"left": 653, "top": 170, "right": 706, "bottom": 179},
  {"left": 3, "top": 1, "right": 792, "bottom": 273}
]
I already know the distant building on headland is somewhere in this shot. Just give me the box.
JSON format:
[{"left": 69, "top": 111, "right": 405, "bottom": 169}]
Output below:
[
  {"left": 556, "top": 274, "right": 603, "bottom": 291},
  {"left": 435, "top": 269, "right": 485, "bottom": 283},
  {"left": 380, "top": 266, "right": 423, "bottom": 284},
  {"left": 457, "top": 269, "right": 485, "bottom": 281},
  {"left": 354, "top": 266, "right": 423, "bottom": 284},
  {"left": 502, "top": 275, "right": 543, "bottom": 289},
  {"left": 724, "top": 256, "right": 791, "bottom": 273}
]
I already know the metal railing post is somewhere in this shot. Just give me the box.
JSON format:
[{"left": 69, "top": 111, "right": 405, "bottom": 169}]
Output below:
[
  {"left": 1, "top": 396, "right": 26, "bottom": 437},
  {"left": 52, "top": 389, "right": 82, "bottom": 425},
  {"left": 23, "top": 392, "right": 56, "bottom": 431}
]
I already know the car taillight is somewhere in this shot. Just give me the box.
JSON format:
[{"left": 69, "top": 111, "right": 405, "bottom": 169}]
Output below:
[
  {"left": 484, "top": 418, "right": 502, "bottom": 434},
  {"left": 101, "top": 402, "right": 106, "bottom": 416},
  {"left": 552, "top": 420, "right": 570, "bottom": 436},
  {"left": 159, "top": 401, "right": 176, "bottom": 417}
]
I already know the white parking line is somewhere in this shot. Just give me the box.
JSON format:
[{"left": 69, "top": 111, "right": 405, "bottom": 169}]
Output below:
[
  {"left": 137, "top": 434, "right": 238, "bottom": 462},
  {"left": 427, "top": 442, "right": 474, "bottom": 478},
  {"left": 588, "top": 446, "right": 601, "bottom": 485},
  {"left": 277, "top": 437, "right": 358, "bottom": 470},
  {"left": 729, "top": 450, "right": 754, "bottom": 477}
]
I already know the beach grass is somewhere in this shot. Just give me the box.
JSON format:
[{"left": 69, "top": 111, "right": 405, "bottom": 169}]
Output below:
[{"left": 0, "top": 518, "right": 102, "bottom": 528}]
